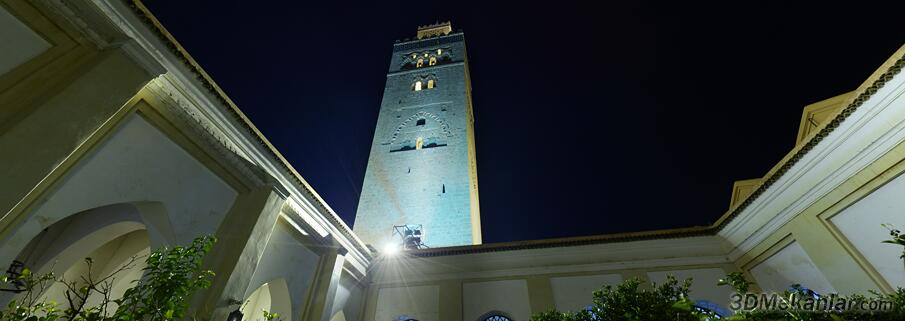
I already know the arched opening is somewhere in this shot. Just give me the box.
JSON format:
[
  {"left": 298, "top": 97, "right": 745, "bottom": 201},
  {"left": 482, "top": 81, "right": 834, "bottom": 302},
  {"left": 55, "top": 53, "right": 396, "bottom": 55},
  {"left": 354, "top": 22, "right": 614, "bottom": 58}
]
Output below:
[
  {"left": 38, "top": 230, "right": 150, "bottom": 312},
  {"left": 329, "top": 311, "right": 347, "bottom": 321},
  {"left": 477, "top": 311, "right": 515, "bottom": 321},
  {"left": 413, "top": 81, "right": 422, "bottom": 91},
  {"left": 241, "top": 279, "right": 291, "bottom": 321},
  {"left": 5, "top": 204, "right": 155, "bottom": 313}
]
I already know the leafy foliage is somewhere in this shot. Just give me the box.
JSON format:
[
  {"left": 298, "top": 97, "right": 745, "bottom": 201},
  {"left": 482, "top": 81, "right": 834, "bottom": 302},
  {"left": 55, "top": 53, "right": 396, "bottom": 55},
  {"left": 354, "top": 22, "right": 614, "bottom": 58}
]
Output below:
[
  {"left": 529, "top": 275, "right": 717, "bottom": 321},
  {"left": 881, "top": 224, "right": 905, "bottom": 260},
  {"left": 260, "top": 310, "right": 281, "bottom": 321},
  {"left": 0, "top": 235, "right": 216, "bottom": 321},
  {"left": 718, "top": 272, "right": 752, "bottom": 295},
  {"left": 531, "top": 224, "right": 905, "bottom": 321}
]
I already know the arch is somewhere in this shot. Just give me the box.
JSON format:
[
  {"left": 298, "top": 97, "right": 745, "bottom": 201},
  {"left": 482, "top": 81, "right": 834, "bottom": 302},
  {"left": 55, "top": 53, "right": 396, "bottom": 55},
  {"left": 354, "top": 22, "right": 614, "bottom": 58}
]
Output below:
[
  {"left": 329, "top": 311, "right": 346, "bottom": 321},
  {"left": 389, "top": 111, "right": 452, "bottom": 144},
  {"left": 38, "top": 230, "right": 150, "bottom": 313},
  {"left": 0, "top": 203, "right": 162, "bottom": 311},
  {"left": 242, "top": 279, "right": 291, "bottom": 321},
  {"left": 10, "top": 202, "right": 174, "bottom": 274},
  {"left": 0, "top": 202, "right": 175, "bottom": 307},
  {"left": 392, "top": 315, "right": 418, "bottom": 321},
  {"left": 477, "top": 311, "right": 515, "bottom": 321},
  {"left": 1, "top": 201, "right": 175, "bottom": 272}
]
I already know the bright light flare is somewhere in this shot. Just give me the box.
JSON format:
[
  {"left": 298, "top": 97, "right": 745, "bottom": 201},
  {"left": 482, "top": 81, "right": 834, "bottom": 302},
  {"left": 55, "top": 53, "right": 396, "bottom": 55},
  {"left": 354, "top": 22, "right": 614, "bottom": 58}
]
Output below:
[{"left": 382, "top": 243, "right": 400, "bottom": 256}]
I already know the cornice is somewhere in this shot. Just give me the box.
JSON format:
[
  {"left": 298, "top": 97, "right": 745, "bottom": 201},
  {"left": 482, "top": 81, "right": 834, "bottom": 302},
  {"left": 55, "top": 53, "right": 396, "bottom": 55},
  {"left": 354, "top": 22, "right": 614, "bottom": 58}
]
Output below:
[
  {"left": 143, "top": 77, "right": 272, "bottom": 188},
  {"left": 116, "top": 0, "right": 373, "bottom": 262},
  {"left": 408, "top": 226, "right": 713, "bottom": 257},
  {"left": 715, "top": 54, "right": 905, "bottom": 232},
  {"left": 372, "top": 255, "right": 730, "bottom": 285}
]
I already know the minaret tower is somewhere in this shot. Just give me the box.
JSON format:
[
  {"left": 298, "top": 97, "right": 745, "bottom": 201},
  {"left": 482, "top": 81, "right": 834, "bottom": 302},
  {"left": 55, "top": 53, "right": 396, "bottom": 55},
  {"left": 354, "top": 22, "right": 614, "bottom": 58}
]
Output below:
[{"left": 353, "top": 22, "right": 481, "bottom": 249}]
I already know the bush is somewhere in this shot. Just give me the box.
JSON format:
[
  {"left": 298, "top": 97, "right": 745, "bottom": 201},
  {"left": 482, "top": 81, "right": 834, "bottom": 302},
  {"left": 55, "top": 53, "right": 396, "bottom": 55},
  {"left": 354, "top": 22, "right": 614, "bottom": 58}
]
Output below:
[{"left": 0, "top": 235, "right": 216, "bottom": 321}]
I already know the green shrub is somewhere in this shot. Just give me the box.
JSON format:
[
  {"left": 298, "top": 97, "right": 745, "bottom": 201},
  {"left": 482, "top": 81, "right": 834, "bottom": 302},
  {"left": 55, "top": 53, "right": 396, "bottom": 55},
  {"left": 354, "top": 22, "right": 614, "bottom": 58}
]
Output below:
[{"left": 0, "top": 235, "right": 216, "bottom": 321}]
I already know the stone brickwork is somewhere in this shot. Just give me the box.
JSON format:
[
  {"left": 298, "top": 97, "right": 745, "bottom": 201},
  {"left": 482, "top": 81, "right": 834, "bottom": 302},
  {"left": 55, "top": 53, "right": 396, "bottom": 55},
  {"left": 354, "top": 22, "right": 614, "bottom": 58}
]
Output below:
[{"left": 353, "top": 31, "right": 481, "bottom": 248}]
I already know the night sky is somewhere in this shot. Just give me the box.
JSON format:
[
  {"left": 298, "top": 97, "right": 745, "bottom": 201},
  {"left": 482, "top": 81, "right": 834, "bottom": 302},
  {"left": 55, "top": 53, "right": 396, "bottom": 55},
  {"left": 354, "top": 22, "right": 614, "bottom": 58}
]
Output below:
[{"left": 144, "top": 1, "right": 905, "bottom": 243}]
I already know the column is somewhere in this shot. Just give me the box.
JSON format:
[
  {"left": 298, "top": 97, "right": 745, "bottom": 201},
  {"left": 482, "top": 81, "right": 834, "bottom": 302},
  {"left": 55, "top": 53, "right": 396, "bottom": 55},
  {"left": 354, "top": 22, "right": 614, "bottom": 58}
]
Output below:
[{"left": 303, "top": 238, "right": 347, "bottom": 321}]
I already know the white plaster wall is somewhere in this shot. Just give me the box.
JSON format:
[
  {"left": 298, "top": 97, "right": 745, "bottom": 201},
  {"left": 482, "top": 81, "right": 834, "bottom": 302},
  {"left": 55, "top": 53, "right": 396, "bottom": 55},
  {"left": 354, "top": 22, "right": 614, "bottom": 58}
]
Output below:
[
  {"left": 0, "top": 5, "right": 50, "bottom": 75},
  {"left": 550, "top": 274, "right": 622, "bottom": 311},
  {"left": 242, "top": 283, "right": 273, "bottom": 321},
  {"left": 246, "top": 219, "right": 321, "bottom": 321},
  {"left": 331, "top": 273, "right": 365, "bottom": 321},
  {"left": 463, "top": 280, "right": 530, "bottom": 321},
  {"left": 0, "top": 114, "right": 238, "bottom": 265},
  {"left": 831, "top": 172, "right": 905, "bottom": 288},
  {"left": 749, "top": 241, "right": 835, "bottom": 294},
  {"left": 376, "top": 285, "right": 439, "bottom": 321},
  {"left": 647, "top": 268, "right": 733, "bottom": 308}
]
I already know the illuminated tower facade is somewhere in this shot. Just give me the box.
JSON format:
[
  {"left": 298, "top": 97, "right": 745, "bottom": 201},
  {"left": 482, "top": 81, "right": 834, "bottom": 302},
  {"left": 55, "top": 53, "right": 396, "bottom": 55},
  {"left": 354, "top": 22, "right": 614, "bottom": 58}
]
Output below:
[{"left": 353, "top": 22, "right": 481, "bottom": 249}]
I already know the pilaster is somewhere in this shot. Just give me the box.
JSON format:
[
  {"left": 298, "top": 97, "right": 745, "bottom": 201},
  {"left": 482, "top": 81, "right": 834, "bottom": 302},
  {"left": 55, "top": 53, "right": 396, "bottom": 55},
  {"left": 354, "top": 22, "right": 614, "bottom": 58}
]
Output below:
[
  {"left": 438, "top": 279, "right": 462, "bottom": 321},
  {"left": 526, "top": 277, "right": 555, "bottom": 314},
  {"left": 303, "top": 238, "right": 348, "bottom": 321},
  {"left": 193, "top": 185, "right": 286, "bottom": 321}
]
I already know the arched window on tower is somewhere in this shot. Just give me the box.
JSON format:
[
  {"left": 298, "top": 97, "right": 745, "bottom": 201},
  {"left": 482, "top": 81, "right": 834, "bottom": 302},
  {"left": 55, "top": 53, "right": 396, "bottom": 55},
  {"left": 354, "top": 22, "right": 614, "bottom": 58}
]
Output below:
[
  {"left": 429, "top": 57, "right": 437, "bottom": 66},
  {"left": 416, "top": 59, "right": 424, "bottom": 68},
  {"left": 427, "top": 79, "right": 435, "bottom": 89},
  {"left": 413, "top": 81, "right": 422, "bottom": 91}
]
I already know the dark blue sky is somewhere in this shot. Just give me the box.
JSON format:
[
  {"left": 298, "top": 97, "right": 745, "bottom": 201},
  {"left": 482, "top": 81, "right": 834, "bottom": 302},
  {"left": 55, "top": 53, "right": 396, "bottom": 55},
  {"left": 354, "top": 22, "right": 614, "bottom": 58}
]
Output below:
[{"left": 144, "top": 1, "right": 905, "bottom": 243}]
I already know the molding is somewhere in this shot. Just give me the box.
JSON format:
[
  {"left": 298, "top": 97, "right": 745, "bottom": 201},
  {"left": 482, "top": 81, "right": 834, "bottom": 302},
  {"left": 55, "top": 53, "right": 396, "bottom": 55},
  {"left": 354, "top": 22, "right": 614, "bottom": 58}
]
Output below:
[
  {"left": 409, "top": 226, "right": 713, "bottom": 257},
  {"left": 372, "top": 255, "right": 730, "bottom": 284},
  {"left": 722, "top": 55, "right": 905, "bottom": 260},
  {"left": 387, "top": 61, "right": 465, "bottom": 77},
  {"left": 142, "top": 76, "right": 272, "bottom": 189},
  {"left": 36, "top": 0, "right": 164, "bottom": 76}
]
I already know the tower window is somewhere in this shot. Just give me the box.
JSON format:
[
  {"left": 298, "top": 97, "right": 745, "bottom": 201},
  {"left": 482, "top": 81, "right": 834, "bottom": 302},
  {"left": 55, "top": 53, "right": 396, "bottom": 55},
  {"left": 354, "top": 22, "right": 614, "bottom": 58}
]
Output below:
[
  {"left": 413, "top": 81, "right": 422, "bottom": 91},
  {"left": 442, "top": 184, "right": 445, "bottom": 193},
  {"left": 416, "top": 119, "right": 426, "bottom": 126},
  {"left": 437, "top": 49, "right": 443, "bottom": 55},
  {"left": 427, "top": 79, "right": 435, "bottom": 89},
  {"left": 429, "top": 57, "right": 437, "bottom": 66},
  {"left": 416, "top": 59, "right": 424, "bottom": 68},
  {"left": 415, "top": 137, "right": 424, "bottom": 150}
]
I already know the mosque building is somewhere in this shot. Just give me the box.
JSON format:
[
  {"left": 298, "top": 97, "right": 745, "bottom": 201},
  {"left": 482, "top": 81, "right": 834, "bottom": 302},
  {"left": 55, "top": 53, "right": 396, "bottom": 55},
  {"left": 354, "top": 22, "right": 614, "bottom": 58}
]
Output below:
[{"left": 0, "top": 1, "right": 904, "bottom": 321}]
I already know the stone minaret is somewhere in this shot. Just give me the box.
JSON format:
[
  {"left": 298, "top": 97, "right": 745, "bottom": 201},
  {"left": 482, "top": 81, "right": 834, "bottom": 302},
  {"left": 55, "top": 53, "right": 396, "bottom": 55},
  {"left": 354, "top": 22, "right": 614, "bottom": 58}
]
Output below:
[{"left": 353, "top": 22, "right": 481, "bottom": 249}]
